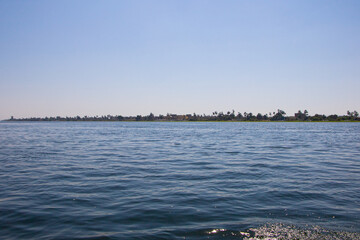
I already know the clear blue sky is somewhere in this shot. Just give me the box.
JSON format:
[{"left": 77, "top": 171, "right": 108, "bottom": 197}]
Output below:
[{"left": 1, "top": 0, "right": 359, "bottom": 119}]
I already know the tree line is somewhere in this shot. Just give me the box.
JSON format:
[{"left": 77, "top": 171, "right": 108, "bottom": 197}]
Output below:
[{"left": 6, "top": 109, "right": 360, "bottom": 122}]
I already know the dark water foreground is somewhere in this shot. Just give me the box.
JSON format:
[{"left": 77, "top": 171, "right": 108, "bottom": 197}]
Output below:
[{"left": 0, "top": 122, "right": 359, "bottom": 239}]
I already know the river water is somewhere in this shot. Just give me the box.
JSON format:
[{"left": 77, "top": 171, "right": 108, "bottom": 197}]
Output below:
[{"left": 0, "top": 122, "right": 359, "bottom": 239}]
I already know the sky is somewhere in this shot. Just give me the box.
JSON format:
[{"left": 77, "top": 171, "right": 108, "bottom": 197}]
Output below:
[{"left": 1, "top": 0, "right": 359, "bottom": 119}]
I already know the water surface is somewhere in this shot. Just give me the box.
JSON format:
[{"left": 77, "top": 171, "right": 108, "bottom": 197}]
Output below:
[{"left": 0, "top": 122, "right": 359, "bottom": 239}]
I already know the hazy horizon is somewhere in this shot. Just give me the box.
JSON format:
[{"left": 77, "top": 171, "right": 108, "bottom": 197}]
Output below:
[{"left": 1, "top": 0, "right": 359, "bottom": 120}]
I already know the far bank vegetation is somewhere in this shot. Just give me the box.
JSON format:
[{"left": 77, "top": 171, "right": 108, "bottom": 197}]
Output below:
[{"left": 7, "top": 110, "right": 360, "bottom": 122}]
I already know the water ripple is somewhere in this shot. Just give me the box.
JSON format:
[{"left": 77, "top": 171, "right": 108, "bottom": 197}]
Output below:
[{"left": 0, "top": 122, "right": 359, "bottom": 239}]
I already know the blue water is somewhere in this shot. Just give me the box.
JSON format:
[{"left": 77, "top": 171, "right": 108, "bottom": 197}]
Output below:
[{"left": 0, "top": 122, "right": 360, "bottom": 239}]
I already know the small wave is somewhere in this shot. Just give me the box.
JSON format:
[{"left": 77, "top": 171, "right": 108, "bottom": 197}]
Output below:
[{"left": 206, "top": 223, "right": 360, "bottom": 240}]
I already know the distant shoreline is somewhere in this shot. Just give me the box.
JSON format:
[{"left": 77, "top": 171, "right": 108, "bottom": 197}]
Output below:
[
  {"left": 2, "top": 120, "right": 360, "bottom": 123},
  {"left": 4, "top": 109, "right": 360, "bottom": 122}
]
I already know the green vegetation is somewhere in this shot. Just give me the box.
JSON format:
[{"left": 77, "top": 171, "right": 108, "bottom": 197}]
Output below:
[{"left": 5, "top": 110, "right": 360, "bottom": 122}]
